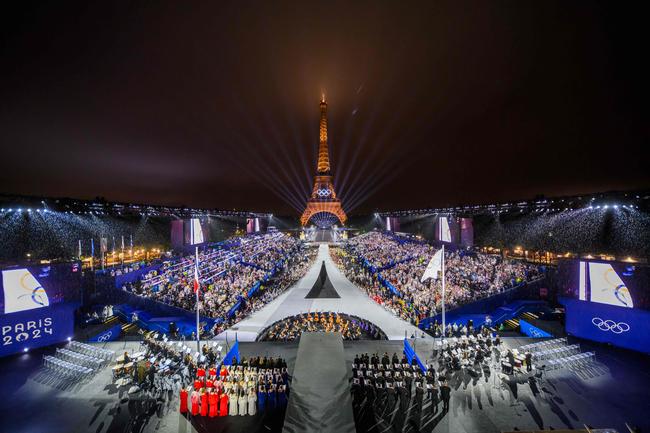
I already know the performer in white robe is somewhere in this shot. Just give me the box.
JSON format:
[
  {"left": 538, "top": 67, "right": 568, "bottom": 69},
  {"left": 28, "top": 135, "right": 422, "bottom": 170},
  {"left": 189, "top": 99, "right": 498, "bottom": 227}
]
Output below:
[
  {"left": 248, "top": 388, "right": 257, "bottom": 415},
  {"left": 228, "top": 391, "right": 238, "bottom": 416},
  {"left": 238, "top": 391, "right": 247, "bottom": 415}
]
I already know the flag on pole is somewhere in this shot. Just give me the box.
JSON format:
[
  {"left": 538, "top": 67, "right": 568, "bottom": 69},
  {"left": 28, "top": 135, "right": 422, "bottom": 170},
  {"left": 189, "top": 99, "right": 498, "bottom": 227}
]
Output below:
[
  {"left": 421, "top": 248, "right": 444, "bottom": 282},
  {"left": 194, "top": 246, "right": 201, "bottom": 351},
  {"left": 193, "top": 250, "right": 201, "bottom": 294}
]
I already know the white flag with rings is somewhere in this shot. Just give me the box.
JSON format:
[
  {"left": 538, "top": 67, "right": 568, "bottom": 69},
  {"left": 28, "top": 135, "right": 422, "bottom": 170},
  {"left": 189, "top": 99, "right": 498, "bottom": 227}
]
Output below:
[{"left": 421, "top": 248, "right": 443, "bottom": 282}]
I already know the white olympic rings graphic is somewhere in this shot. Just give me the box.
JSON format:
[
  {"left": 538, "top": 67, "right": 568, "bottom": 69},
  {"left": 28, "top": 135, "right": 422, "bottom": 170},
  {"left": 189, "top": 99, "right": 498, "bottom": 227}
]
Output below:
[
  {"left": 316, "top": 188, "right": 331, "bottom": 197},
  {"left": 97, "top": 331, "right": 113, "bottom": 342},
  {"left": 591, "top": 317, "right": 630, "bottom": 334}
]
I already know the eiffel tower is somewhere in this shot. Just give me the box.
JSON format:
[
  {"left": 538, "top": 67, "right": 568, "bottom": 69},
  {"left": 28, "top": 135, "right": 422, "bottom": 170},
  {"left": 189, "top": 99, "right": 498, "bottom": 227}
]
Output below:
[{"left": 300, "top": 95, "right": 347, "bottom": 227}]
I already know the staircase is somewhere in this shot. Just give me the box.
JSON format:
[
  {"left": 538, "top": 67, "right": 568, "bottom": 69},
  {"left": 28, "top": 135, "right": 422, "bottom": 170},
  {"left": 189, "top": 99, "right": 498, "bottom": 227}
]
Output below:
[{"left": 501, "top": 312, "right": 541, "bottom": 331}]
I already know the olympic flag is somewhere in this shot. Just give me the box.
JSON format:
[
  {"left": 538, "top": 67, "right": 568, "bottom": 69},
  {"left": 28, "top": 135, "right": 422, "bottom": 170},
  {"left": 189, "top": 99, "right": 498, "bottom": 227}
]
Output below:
[{"left": 421, "top": 248, "right": 443, "bottom": 282}]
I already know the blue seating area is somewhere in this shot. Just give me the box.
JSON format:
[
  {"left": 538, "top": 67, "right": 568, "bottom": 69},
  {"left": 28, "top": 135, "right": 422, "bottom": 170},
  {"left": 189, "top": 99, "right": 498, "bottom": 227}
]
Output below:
[
  {"left": 113, "top": 303, "right": 217, "bottom": 337},
  {"left": 418, "top": 299, "right": 549, "bottom": 330}
]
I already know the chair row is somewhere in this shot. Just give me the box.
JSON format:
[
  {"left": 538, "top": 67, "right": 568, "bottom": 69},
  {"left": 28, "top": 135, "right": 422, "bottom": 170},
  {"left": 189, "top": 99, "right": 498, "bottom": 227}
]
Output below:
[
  {"left": 545, "top": 352, "right": 595, "bottom": 370},
  {"left": 56, "top": 348, "right": 104, "bottom": 369},
  {"left": 520, "top": 337, "right": 567, "bottom": 353},
  {"left": 533, "top": 344, "right": 580, "bottom": 361},
  {"left": 43, "top": 355, "right": 94, "bottom": 382},
  {"left": 69, "top": 340, "right": 114, "bottom": 361}
]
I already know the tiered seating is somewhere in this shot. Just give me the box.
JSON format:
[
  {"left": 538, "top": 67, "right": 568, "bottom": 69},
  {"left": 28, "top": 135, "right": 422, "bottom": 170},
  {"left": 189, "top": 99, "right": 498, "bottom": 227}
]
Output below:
[{"left": 337, "top": 231, "right": 542, "bottom": 327}]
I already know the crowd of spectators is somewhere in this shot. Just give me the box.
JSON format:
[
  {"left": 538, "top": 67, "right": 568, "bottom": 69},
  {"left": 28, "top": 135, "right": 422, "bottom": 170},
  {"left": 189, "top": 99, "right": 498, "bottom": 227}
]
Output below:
[
  {"left": 123, "top": 233, "right": 316, "bottom": 333},
  {"left": 334, "top": 232, "right": 542, "bottom": 326},
  {"left": 259, "top": 312, "right": 385, "bottom": 342},
  {"left": 211, "top": 247, "right": 317, "bottom": 336}
]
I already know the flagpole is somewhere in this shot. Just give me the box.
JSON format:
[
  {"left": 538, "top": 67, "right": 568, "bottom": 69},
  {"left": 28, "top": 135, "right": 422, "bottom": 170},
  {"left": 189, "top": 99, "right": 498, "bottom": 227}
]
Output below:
[
  {"left": 195, "top": 246, "right": 200, "bottom": 352},
  {"left": 441, "top": 243, "right": 446, "bottom": 344}
]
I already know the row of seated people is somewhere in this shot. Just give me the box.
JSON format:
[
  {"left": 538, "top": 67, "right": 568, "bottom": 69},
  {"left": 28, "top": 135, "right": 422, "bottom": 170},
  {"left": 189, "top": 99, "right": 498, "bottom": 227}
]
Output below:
[
  {"left": 180, "top": 359, "right": 290, "bottom": 417},
  {"left": 351, "top": 352, "right": 452, "bottom": 415},
  {"left": 335, "top": 232, "right": 541, "bottom": 326},
  {"left": 260, "top": 311, "right": 384, "bottom": 342},
  {"left": 436, "top": 331, "right": 500, "bottom": 373},
  {"left": 422, "top": 318, "right": 494, "bottom": 338}
]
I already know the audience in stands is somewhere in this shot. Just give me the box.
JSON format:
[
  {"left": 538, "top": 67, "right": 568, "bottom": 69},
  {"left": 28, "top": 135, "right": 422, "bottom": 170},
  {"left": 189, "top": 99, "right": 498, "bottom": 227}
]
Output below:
[
  {"left": 334, "top": 232, "right": 541, "bottom": 326},
  {"left": 122, "top": 233, "right": 316, "bottom": 334}
]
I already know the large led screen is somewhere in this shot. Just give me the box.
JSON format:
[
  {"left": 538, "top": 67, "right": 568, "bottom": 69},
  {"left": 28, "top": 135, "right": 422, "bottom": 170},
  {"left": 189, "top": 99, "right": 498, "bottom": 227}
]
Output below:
[
  {"left": 0, "top": 263, "right": 81, "bottom": 315},
  {"left": 437, "top": 217, "right": 452, "bottom": 243},
  {"left": 184, "top": 218, "right": 209, "bottom": 245},
  {"left": 558, "top": 259, "right": 650, "bottom": 311},
  {"left": 559, "top": 259, "right": 650, "bottom": 353}
]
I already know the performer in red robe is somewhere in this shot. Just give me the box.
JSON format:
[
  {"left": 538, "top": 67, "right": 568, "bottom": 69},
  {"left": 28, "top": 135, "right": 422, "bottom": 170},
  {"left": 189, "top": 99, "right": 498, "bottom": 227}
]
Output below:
[
  {"left": 206, "top": 378, "right": 214, "bottom": 389},
  {"left": 200, "top": 391, "right": 208, "bottom": 416},
  {"left": 218, "top": 392, "right": 228, "bottom": 417},
  {"left": 209, "top": 367, "right": 217, "bottom": 378},
  {"left": 193, "top": 379, "right": 202, "bottom": 391},
  {"left": 197, "top": 367, "right": 206, "bottom": 379},
  {"left": 209, "top": 391, "right": 218, "bottom": 417},
  {"left": 191, "top": 390, "right": 200, "bottom": 416},
  {"left": 219, "top": 365, "right": 228, "bottom": 378},
  {"left": 179, "top": 387, "right": 188, "bottom": 413}
]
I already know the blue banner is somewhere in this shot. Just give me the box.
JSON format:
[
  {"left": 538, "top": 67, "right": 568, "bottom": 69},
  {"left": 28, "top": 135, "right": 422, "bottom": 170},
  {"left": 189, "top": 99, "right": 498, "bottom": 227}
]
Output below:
[
  {"left": 403, "top": 338, "right": 427, "bottom": 373},
  {"left": 561, "top": 298, "right": 650, "bottom": 354},
  {"left": 88, "top": 323, "right": 122, "bottom": 342},
  {"left": 519, "top": 319, "right": 552, "bottom": 338},
  {"left": 223, "top": 339, "right": 240, "bottom": 365},
  {"left": 0, "top": 302, "right": 75, "bottom": 357}
]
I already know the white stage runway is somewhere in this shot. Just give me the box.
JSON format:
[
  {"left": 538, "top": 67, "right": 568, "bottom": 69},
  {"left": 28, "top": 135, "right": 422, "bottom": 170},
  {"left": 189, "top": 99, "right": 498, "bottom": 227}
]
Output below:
[{"left": 216, "top": 244, "right": 430, "bottom": 342}]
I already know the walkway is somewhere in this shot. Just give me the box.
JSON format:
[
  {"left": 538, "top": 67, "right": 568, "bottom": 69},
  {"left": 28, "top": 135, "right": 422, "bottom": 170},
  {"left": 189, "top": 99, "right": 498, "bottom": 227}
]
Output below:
[{"left": 216, "top": 244, "right": 430, "bottom": 341}]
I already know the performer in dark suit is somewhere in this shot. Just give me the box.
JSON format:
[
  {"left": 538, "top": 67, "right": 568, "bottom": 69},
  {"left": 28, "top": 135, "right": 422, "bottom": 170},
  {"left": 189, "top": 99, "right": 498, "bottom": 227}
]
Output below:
[
  {"left": 430, "top": 383, "right": 439, "bottom": 414},
  {"left": 440, "top": 382, "right": 451, "bottom": 412}
]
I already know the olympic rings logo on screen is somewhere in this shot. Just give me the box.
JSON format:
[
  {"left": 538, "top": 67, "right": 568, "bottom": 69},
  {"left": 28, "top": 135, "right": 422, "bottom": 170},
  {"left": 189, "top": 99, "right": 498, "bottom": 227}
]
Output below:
[
  {"left": 591, "top": 317, "right": 630, "bottom": 334},
  {"left": 97, "top": 331, "right": 113, "bottom": 342}
]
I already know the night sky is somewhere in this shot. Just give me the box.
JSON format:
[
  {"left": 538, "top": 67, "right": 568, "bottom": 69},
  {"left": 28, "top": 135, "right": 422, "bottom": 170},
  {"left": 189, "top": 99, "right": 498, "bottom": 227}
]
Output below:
[{"left": 1, "top": 1, "right": 648, "bottom": 216}]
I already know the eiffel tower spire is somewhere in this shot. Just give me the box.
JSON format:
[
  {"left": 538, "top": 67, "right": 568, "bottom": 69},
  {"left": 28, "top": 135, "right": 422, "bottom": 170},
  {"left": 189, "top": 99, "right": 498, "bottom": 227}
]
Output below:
[
  {"left": 300, "top": 95, "right": 347, "bottom": 227},
  {"left": 317, "top": 94, "right": 330, "bottom": 174}
]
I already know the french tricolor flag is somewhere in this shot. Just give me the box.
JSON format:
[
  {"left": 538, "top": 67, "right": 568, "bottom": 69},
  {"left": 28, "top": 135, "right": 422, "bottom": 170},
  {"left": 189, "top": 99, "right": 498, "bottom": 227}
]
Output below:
[{"left": 193, "top": 250, "right": 201, "bottom": 294}]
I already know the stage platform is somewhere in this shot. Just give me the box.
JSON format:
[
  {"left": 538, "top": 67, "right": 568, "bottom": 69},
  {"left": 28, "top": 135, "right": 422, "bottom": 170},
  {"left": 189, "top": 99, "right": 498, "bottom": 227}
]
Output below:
[
  {"left": 216, "top": 244, "right": 428, "bottom": 341},
  {"left": 0, "top": 337, "right": 649, "bottom": 433},
  {"left": 283, "top": 332, "right": 355, "bottom": 433}
]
